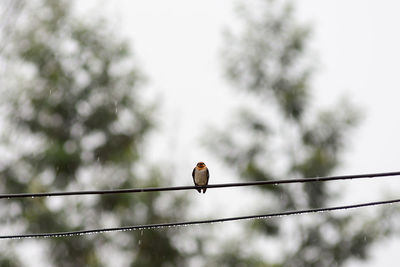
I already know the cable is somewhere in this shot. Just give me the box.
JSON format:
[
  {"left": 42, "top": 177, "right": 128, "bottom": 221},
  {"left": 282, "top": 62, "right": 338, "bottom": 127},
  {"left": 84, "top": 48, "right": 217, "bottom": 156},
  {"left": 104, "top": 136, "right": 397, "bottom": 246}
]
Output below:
[
  {"left": 0, "top": 171, "right": 399, "bottom": 200},
  {"left": 1, "top": 197, "right": 399, "bottom": 240}
]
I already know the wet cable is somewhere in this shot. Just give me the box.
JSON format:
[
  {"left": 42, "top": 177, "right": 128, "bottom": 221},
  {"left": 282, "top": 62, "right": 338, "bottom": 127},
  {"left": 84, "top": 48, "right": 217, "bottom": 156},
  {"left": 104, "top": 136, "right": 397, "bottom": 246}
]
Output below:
[
  {"left": 1, "top": 197, "right": 399, "bottom": 239},
  {"left": 0, "top": 171, "right": 399, "bottom": 199}
]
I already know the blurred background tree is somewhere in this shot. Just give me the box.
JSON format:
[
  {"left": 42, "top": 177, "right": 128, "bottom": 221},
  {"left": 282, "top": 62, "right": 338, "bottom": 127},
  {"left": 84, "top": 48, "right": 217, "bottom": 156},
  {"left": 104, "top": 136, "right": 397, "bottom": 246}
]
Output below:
[
  {"left": 207, "top": 0, "right": 398, "bottom": 266},
  {"left": 1, "top": 0, "right": 399, "bottom": 266},
  {"left": 0, "top": 0, "right": 196, "bottom": 266}
]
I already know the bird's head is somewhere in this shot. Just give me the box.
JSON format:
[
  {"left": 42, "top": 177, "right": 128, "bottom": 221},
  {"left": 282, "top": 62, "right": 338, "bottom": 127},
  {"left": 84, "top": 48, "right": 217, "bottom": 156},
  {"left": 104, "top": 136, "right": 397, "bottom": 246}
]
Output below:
[{"left": 196, "top": 162, "right": 206, "bottom": 169}]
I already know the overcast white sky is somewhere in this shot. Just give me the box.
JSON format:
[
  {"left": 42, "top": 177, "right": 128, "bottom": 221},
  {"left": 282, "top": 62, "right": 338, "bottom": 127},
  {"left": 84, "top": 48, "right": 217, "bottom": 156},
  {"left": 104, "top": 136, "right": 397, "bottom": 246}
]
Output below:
[{"left": 77, "top": 1, "right": 400, "bottom": 266}]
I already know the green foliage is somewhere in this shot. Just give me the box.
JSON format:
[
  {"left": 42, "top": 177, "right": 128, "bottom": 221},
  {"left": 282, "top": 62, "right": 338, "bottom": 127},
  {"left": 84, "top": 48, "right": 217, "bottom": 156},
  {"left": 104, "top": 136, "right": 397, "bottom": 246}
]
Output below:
[
  {"left": 0, "top": 0, "right": 190, "bottom": 266},
  {"left": 209, "top": 0, "right": 396, "bottom": 266},
  {"left": 212, "top": 242, "right": 280, "bottom": 267}
]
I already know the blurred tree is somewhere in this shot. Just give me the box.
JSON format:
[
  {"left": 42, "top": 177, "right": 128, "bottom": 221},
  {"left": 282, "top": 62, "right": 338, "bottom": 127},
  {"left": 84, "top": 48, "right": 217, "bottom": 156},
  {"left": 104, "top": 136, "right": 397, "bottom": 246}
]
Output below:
[
  {"left": 0, "top": 0, "right": 193, "bottom": 266},
  {"left": 208, "top": 0, "right": 398, "bottom": 266}
]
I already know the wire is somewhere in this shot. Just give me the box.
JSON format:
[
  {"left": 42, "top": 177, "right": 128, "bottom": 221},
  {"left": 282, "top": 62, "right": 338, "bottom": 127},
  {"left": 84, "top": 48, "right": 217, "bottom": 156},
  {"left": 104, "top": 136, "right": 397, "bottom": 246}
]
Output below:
[
  {"left": 0, "top": 171, "right": 399, "bottom": 200},
  {"left": 1, "top": 197, "right": 399, "bottom": 240}
]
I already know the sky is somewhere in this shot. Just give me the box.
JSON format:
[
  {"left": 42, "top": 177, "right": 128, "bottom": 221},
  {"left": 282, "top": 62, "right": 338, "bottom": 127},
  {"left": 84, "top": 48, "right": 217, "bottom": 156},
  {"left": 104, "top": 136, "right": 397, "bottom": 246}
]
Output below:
[
  {"left": 296, "top": 2, "right": 400, "bottom": 266},
  {"left": 89, "top": 0, "right": 400, "bottom": 175},
  {"left": 74, "top": 0, "right": 400, "bottom": 266},
  {"left": 25, "top": 0, "right": 400, "bottom": 265}
]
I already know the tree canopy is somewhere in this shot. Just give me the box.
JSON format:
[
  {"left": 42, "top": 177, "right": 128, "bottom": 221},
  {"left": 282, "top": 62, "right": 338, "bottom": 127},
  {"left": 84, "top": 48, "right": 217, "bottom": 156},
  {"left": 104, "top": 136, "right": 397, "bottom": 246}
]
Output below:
[
  {"left": 0, "top": 0, "right": 191, "bottom": 266},
  {"left": 207, "top": 0, "right": 398, "bottom": 266},
  {"left": 1, "top": 1, "right": 399, "bottom": 266}
]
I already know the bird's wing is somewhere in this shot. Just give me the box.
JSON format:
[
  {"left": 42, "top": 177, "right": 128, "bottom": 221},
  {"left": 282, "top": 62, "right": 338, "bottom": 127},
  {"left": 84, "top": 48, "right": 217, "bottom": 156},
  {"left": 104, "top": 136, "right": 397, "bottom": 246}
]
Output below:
[
  {"left": 206, "top": 168, "right": 210, "bottom": 185},
  {"left": 192, "top": 167, "right": 197, "bottom": 185}
]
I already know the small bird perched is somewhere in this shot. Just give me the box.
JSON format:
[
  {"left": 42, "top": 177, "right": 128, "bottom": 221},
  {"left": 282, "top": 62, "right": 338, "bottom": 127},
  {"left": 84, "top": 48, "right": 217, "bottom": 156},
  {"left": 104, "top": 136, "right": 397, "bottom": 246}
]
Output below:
[{"left": 192, "top": 162, "right": 210, "bottom": 193}]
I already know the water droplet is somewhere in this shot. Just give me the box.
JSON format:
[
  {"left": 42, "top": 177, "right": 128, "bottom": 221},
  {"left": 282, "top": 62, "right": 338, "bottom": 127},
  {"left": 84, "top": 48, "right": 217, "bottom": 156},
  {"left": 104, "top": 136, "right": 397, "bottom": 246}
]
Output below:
[{"left": 114, "top": 101, "right": 118, "bottom": 113}]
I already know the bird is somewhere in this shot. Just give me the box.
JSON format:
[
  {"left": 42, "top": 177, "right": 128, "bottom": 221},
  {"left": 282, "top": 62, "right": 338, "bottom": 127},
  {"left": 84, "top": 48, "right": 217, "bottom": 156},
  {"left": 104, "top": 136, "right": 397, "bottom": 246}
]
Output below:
[{"left": 192, "top": 162, "right": 210, "bottom": 193}]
